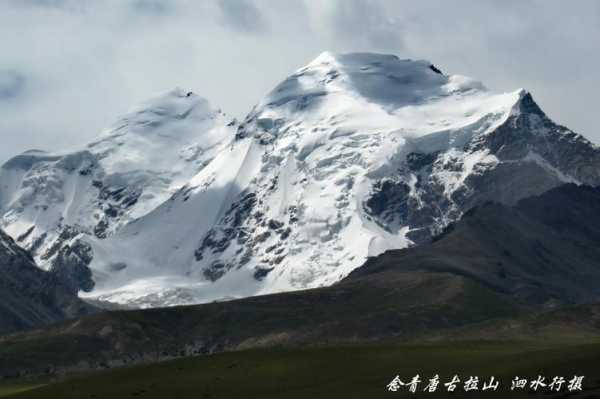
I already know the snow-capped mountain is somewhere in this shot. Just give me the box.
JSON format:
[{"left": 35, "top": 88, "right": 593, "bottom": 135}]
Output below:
[
  {"left": 2, "top": 52, "right": 600, "bottom": 308},
  {"left": 0, "top": 88, "right": 236, "bottom": 292}
]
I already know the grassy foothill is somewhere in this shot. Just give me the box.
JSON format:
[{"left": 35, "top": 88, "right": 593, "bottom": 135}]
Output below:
[{"left": 2, "top": 338, "right": 600, "bottom": 399}]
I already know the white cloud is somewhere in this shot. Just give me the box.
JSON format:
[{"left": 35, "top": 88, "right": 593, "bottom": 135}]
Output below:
[
  {"left": 330, "top": 0, "right": 403, "bottom": 51},
  {"left": 218, "top": 0, "right": 268, "bottom": 33}
]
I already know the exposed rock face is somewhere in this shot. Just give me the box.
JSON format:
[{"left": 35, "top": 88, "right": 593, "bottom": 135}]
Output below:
[
  {"left": 362, "top": 92, "right": 600, "bottom": 245},
  {"left": 49, "top": 239, "right": 95, "bottom": 293},
  {"left": 0, "top": 229, "right": 94, "bottom": 335}
]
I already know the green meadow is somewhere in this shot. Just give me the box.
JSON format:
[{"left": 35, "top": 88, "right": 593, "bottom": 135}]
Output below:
[{"left": 3, "top": 339, "right": 600, "bottom": 399}]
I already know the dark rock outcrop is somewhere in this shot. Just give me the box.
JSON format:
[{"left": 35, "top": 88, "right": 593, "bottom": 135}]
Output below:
[{"left": 0, "top": 229, "right": 94, "bottom": 335}]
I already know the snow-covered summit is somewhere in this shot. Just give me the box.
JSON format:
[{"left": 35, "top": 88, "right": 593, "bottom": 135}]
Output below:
[
  {"left": 240, "top": 52, "right": 522, "bottom": 150},
  {"left": 90, "top": 88, "right": 227, "bottom": 175},
  {"left": 87, "top": 88, "right": 234, "bottom": 219},
  {"left": 260, "top": 52, "right": 483, "bottom": 110}
]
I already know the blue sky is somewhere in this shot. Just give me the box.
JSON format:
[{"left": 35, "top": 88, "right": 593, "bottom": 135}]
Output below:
[{"left": 1, "top": 0, "right": 599, "bottom": 162}]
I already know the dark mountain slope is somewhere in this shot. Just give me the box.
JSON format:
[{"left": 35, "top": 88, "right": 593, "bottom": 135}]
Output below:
[
  {"left": 0, "top": 270, "right": 520, "bottom": 377},
  {"left": 350, "top": 183, "right": 600, "bottom": 305},
  {"left": 1, "top": 184, "right": 600, "bottom": 378},
  {"left": 0, "top": 229, "right": 94, "bottom": 335}
]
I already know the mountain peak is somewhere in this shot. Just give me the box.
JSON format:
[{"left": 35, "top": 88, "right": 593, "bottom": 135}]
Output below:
[
  {"left": 309, "top": 52, "right": 487, "bottom": 98},
  {"left": 3, "top": 52, "right": 600, "bottom": 309},
  {"left": 86, "top": 87, "right": 234, "bottom": 178},
  {"left": 256, "top": 51, "right": 495, "bottom": 121},
  {"left": 101, "top": 87, "right": 216, "bottom": 138},
  {"left": 238, "top": 51, "right": 519, "bottom": 147}
]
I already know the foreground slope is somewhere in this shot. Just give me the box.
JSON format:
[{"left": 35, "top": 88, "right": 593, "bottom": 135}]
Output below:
[
  {"left": 83, "top": 52, "right": 600, "bottom": 306},
  {"left": 5, "top": 340, "right": 600, "bottom": 399},
  {"left": 2, "top": 184, "right": 600, "bottom": 377},
  {"left": 0, "top": 229, "right": 93, "bottom": 335}
]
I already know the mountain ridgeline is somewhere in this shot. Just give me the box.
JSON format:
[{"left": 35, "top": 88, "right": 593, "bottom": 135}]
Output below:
[{"left": 1, "top": 52, "right": 600, "bottom": 308}]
